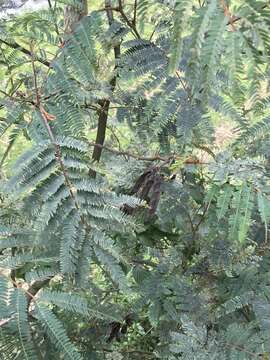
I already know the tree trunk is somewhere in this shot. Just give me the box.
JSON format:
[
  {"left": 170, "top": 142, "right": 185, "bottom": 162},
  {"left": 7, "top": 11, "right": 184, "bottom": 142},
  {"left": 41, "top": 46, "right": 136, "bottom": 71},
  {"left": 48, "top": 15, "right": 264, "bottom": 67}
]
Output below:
[
  {"left": 64, "top": 0, "right": 88, "bottom": 33},
  {"left": 90, "top": 0, "right": 120, "bottom": 177}
]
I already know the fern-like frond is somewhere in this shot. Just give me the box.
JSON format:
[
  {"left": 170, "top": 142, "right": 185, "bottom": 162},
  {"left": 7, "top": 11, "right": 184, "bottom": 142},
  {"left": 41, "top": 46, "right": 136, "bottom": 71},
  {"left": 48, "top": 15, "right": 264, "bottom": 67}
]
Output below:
[
  {"left": 228, "top": 184, "right": 254, "bottom": 243},
  {"left": 257, "top": 191, "right": 270, "bottom": 243},
  {"left": 36, "top": 303, "right": 83, "bottom": 360},
  {"left": 168, "top": 0, "right": 193, "bottom": 73},
  {"left": 216, "top": 184, "right": 233, "bottom": 221},
  {"left": 12, "top": 289, "right": 37, "bottom": 360},
  {"left": 39, "top": 289, "right": 122, "bottom": 322},
  {"left": 0, "top": 226, "right": 34, "bottom": 250},
  {"left": 235, "top": 116, "right": 270, "bottom": 145}
]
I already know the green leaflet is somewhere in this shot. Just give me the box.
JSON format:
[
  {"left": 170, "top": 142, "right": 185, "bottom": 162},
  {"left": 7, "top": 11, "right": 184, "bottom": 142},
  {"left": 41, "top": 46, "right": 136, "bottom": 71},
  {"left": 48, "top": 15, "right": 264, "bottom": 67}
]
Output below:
[
  {"left": 205, "top": 183, "right": 219, "bottom": 204},
  {"left": 190, "top": 0, "right": 219, "bottom": 82},
  {"left": 168, "top": 0, "right": 194, "bottom": 73},
  {"left": 257, "top": 191, "right": 270, "bottom": 243},
  {"left": 0, "top": 276, "right": 10, "bottom": 316},
  {"left": 201, "top": 11, "right": 228, "bottom": 96},
  {"left": 59, "top": 211, "right": 82, "bottom": 275},
  {"left": 228, "top": 184, "right": 254, "bottom": 243},
  {"left": 238, "top": 185, "right": 253, "bottom": 243},
  {"left": 148, "top": 300, "right": 161, "bottom": 327},
  {"left": 229, "top": 185, "right": 243, "bottom": 242},
  {"left": 235, "top": 116, "right": 270, "bottom": 145},
  {"left": 0, "top": 254, "right": 58, "bottom": 270},
  {"left": 217, "top": 184, "right": 233, "bottom": 221},
  {"left": 93, "top": 245, "right": 130, "bottom": 294}
]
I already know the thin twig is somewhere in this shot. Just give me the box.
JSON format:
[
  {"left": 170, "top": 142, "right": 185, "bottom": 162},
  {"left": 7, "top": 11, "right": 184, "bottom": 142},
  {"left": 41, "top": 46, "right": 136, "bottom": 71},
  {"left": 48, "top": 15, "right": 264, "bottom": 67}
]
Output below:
[
  {"left": 192, "top": 199, "right": 212, "bottom": 236},
  {"left": 0, "top": 89, "right": 35, "bottom": 105},
  {"left": 149, "top": 24, "right": 158, "bottom": 41},
  {"left": 89, "top": 141, "right": 172, "bottom": 162},
  {"left": 0, "top": 139, "right": 15, "bottom": 169},
  {"left": 133, "top": 0, "right": 138, "bottom": 26},
  {"left": 30, "top": 43, "right": 40, "bottom": 106},
  {"left": 101, "top": 348, "right": 154, "bottom": 356},
  {"left": 117, "top": 0, "right": 141, "bottom": 38},
  {"left": 9, "top": 277, "right": 36, "bottom": 301},
  {"left": 0, "top": 315, "right": 16, "bottom": 327},
  {"left": 0, "top": 39, "right": 50, "bottom": 67},
  {"left": 185, "top": 209, "right": 195, "bottom": 233},
  {"left": 0, "top": 275, "right": 52, "bottom": 316},
  {"left": 107, "top": 124, "right": 128, "bottom": 160},
  {"left": 175, "top": 70, "right": 192, "bottom": 101},
  {"left": 97, "top": 6, "right": 119, "bottom": 13},
  {"left": 224, "top": 342, "right": 261, "bottom": 358},
  {"left": 88, "top": 141, "right": 210, "bottom": 164},
  {"left": 220, "top": 0, "right": 237, "bottom": 31}
]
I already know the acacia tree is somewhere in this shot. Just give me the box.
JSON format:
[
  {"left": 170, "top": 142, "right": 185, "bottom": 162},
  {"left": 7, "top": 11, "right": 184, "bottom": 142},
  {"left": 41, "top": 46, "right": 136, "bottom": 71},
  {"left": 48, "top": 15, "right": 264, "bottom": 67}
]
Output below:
[{"left": 0, "top": 1, "right": 270, "bottom": 359}]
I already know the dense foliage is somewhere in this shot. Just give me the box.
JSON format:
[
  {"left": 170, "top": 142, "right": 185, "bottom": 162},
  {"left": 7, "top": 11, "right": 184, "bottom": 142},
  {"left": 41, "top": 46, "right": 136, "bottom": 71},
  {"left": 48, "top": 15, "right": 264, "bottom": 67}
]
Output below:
[{"left": 0, "top": 0, "right": 270, "bottom": 358}]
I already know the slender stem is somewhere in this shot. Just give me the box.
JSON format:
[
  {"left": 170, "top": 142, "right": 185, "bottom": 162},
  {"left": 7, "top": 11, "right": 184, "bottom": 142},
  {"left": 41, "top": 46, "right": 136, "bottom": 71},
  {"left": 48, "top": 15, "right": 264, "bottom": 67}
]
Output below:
[
  {"left": 90, "top": 0, "right": 121, "bottom": 176},
  {"left": 101, "top": 348, "right": 154, "bottom": 356},
  {"left": 175, "top": 70, "right": 192, "bottom": 101},
  {"left": 186, "top": 210, "right": 195, "bottom": 233},
  {"left": 192, "top": 200, "right": 212, "bottom": 236},
  {"left": 224, "top": 342, "right": 260, "bottom": 358},
  {"left": 91, "top": 99, "right": 110, "bottom": 168},
  {"left": 0, "top": 315, "right": 15, "bottom": 327},
  {"left": 0, "top": 39, "right": 50, "bottom": 67},
  {"left": 90, "top": 141, "right": 171, "bottom": 162},
  {"left": 30, "top": 43, "right": 40, "bottom": 106},
  {"left": 107, "top": 125, "right": 127, "bottom": 157},
  {"left": 0, "top": 139, "right": 15, "bottom": 169},
  {"left": 88, "top": 141, "right": 210, "bottom": 164},
  {"left": 118, "top": 0, "right": 141, "bottom": 38},
  {"left": 26, "top": 278, "right": 52, "bottom": 308},
  {"left": 149, "top": 25, "right": 158, "bottom": 41},
  {"left": 220, "top": 0, "right": 237, "bottom": 31},
  {"left": 133, "top": 0, "right": 138, "bottom": 26}
]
